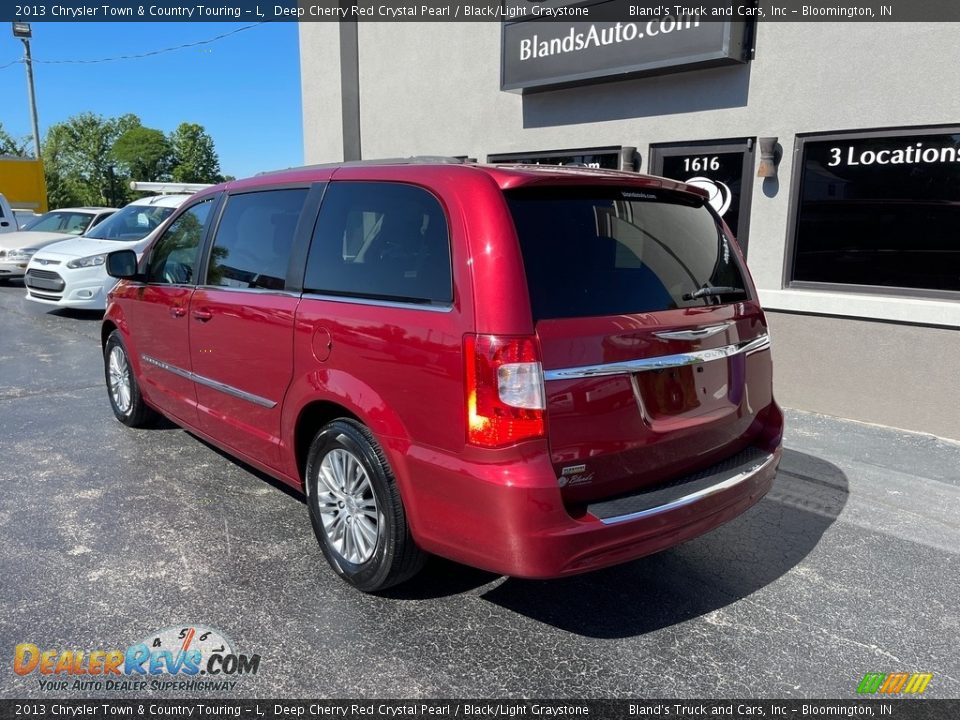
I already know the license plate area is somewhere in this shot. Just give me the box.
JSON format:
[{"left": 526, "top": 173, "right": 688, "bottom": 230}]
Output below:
[
  {"left": 631, "top": 357, "right": 737, "bottom": 424},
  {"left": 25, "top": 275, "right": 65, "bottom": 292}
]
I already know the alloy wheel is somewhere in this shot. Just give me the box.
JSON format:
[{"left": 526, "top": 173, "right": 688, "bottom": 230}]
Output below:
[
  {"left": 315, "top": 448, "right": 380, "bottom": 564},
  {"left": 108, "top": 346, "right": 132, "bottom": 414}
]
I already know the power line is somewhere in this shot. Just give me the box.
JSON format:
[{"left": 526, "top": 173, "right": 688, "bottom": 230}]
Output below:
[{"left": 0, "top": 23, "right": 263, "bottom": 69}]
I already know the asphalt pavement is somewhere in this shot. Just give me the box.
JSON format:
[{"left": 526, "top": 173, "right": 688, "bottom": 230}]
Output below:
[{"left": 0, "top": 280, "right": 957, "bottom": 699}]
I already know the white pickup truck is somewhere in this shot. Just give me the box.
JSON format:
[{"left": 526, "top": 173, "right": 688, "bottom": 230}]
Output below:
[{"left": 0, "top": 193, "right": 16, "bottom": 234}]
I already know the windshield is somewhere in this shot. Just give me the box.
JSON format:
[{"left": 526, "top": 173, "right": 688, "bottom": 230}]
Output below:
[
  {"left": 16, "top": 212, "right": 41, "bottom": 229},
  {"left": 84, "top": 203, "right": 175, "bottom": 242},
  {"left": 23, "top": 211, "right": 100, "bottom": 235},
  {"left": 507, "top": 187, "right": 748, "bottom": 321}
]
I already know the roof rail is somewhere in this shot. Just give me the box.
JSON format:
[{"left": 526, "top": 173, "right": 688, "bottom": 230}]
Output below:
[
  {"left": 255, "top": 156, "right": 473, "bottom": 177},
  {"left": 129, "top": 181, "right": 214, "bottom": 194}
]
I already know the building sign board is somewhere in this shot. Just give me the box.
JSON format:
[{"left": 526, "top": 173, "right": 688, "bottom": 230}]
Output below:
[
  {"left": 488, "top": 146, "right": 636, "bottom": 170},
  {"left": 501, "top": 1, "right": 753, "bottom": 93}
]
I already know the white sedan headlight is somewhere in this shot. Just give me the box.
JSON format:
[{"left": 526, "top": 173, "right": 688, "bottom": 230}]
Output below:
[
  {"left": 66, "top": 253, "right": 107, "bottom": 269},
  {"left": 8, "top": 248, "right": 38, "bottom": 262}
]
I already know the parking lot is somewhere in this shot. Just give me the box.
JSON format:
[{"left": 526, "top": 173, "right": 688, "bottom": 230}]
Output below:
[{"left": 0, "top": 279, "right": 958, "bottom": 699}]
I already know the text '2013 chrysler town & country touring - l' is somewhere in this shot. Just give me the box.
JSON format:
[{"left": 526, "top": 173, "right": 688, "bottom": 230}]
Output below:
[{"left": 101, "top": 160, "right": 783, "bottom": 592}]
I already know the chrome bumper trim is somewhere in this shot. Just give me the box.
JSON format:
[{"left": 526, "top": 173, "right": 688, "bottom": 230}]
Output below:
[{"left": 598, "top": 451, "right": 778, "bottom": 526}]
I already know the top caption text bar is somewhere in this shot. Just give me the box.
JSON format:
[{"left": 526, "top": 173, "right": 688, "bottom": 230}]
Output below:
[{"left": 6, "top": 0, "right": 960, "bottom": 21}]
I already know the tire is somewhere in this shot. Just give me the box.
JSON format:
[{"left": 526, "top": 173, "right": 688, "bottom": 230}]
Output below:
[
  {"left": 305, "top": 419, "right": 425, "bottom": 592},
  {"left": 104, "top": 330, "right": 158, "bottom": 428}
]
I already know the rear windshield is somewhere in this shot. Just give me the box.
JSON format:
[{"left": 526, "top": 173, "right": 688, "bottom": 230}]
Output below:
[{"left": 507, "top": 188, "right": 748, "bottom": 321}]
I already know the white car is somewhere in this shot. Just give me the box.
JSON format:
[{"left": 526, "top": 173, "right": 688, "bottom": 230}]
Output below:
[
  {"left": 0, "top": 207, "right": 116, "bottom": 282},
  {"left": 0, "top": 193, "right": 16, "bottom": 234},
  {"left": 24, "top": 195, "right": 192, "bottom": 310}
]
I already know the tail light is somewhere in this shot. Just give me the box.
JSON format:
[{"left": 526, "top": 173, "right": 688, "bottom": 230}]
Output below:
[{"left": 464, "top": 334, "right": 546, "bottom": 448}]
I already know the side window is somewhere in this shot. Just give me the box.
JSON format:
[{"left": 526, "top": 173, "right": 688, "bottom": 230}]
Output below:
[
  {"left": 205, "top": 188, "right": 308, "bottom": 290},
  {"left": 146, "top": 199, "right": 214, "bottom": 285},
  {"left": 90, "top": 212, "right": 113, "bottom": 228},
  {"left": 65, "top": 213, "right": 94, "bottom": 234},
  {"left": 304, "top": 182, "right": 452, "bottom": 304}
]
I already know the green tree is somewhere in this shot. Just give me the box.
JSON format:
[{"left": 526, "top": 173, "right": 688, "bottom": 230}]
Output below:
[
  {"left": 114, "top": 113, "right": 142, "bottom": 138},
  {"left": 170, "top": 122, "right": 223, "bottom": 183},
  {"left": 42, "top": 123, "right": 81, "bottom": 208},
  {"left": 0, "top": 122, "right": 30, "bottom": 156},
  {"left": 112, "top": 126, "right": 173, "bottom": 183},
  {"left": 41, "top": 113, "right": 133, "bottom": 207}
]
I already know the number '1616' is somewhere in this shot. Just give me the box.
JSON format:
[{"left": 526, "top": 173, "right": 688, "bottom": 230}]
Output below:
[{"left": 683, "top": 156, "right": 720, "bottom": 172}]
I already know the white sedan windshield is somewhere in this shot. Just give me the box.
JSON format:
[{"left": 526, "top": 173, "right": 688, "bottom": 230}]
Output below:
[
  {"left": 84, "top": 204, "right": 175, "bottom": 242},
  {"left": 23, "top": 211, "right": 96, "bottom": 234}
]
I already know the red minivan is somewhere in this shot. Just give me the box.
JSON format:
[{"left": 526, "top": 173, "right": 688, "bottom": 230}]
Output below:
[{"left": 102, "top": 160, "right": 782, "bottom": 592}]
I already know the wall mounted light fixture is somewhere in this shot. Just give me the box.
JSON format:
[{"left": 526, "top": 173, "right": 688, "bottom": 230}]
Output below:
[{"left": 757, "top": 137, "right": 780, "bottom": 178}]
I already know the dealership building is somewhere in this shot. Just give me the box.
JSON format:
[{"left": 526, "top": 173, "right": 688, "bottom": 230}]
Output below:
[{"left": 298, "top": 14, "right": 960, "bottom": 440}]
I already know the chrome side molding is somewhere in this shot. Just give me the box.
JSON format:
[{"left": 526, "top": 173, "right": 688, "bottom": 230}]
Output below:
[
  {"left": 543, "top": 334, "right": 771, "bottom": 381},
  {"left": 301, "top": 292, "right": 453, "bottom": 313},
  {"left": 142, "top": 355, "right": 277, "bottom": 409}
]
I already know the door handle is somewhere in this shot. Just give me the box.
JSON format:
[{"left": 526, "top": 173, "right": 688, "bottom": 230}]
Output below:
[
  {"left": 192, "top": 309, "right": 213, "bottom": 322},
  {"left": 170, "top": 306, "right": 187, "bottom": 318}
]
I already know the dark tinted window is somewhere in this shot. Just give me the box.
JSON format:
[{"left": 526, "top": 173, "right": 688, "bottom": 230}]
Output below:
[
  {"left": 206, "top": 189, "right": 308, "bottom": 290},
  {"left": 304, "top": 182, "right": 452, "bottom": 304},
  {"left": 658, "top": 147, "right": 749, "bottom": 243},
  {"left": 792, "top": 131, "right": 960, "bottom": 293},
  {"left": 146, "top": 199, "right": 214, "bottom": 285},
  {"left": 507, "top": 188, "right": 746, "bottom": 321}
]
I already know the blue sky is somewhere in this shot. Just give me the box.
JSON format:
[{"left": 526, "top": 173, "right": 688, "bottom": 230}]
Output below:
[{"left": 0, "top": 22, "right": 303, "bottom": 178}]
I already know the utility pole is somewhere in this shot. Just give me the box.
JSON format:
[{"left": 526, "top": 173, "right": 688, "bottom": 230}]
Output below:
[{"left": 11, "top": 23, "right": 41, "bottom": 160}]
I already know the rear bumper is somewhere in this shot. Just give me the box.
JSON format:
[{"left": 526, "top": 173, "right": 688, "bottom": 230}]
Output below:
[{"left": 395, "top": 440, "right": 781, "bottom": 579}]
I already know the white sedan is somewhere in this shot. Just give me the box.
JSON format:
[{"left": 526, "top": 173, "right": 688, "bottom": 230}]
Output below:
[
  {"left": 0, "top": 208, "right": 116, "bottom": 282},
  {"left": 24, "top": 195, "right": 191, "bottom": 310}
]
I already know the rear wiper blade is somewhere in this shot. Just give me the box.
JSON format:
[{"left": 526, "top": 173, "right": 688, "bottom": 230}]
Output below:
[{"left": 682, "top": 286, "right": 746, "bottom": 301}]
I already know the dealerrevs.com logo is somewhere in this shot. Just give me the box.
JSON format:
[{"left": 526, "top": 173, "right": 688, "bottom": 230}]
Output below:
[
  {"left": 857, "top": 673, "right": 933, "bottom": 695},
  {"left": 13, "top": 625, "right": 261, "bottom": 692}
]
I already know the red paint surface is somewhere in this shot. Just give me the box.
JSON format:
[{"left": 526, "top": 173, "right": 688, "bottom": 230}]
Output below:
[{"left": 104, "top": 163, "right": 783, "bottom": 579}]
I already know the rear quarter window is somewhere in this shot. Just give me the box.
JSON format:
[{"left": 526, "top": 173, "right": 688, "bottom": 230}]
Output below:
[
  {"left": 304, "top": 182, "right": 452, "bottom": 305},
  {"left": 507, "top": 187, "right": 747, "bottom": 321}
]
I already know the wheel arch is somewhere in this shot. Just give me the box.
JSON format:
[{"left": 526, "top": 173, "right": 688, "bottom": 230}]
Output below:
[
  {"left": 292, "top": 399, "right": 362, "bottom": 487},
  {"left": 101, "top": 319, "right": 118, "bottom": 349}
]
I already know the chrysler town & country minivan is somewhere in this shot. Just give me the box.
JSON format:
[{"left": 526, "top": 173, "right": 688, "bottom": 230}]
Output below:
[{"left": 101, "top": 160, "right": 783, "bottom": 592}]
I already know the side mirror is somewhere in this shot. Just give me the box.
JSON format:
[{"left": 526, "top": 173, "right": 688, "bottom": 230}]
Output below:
[{"left": 106, "top": 249, "right": 140, "bottom": 279}]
